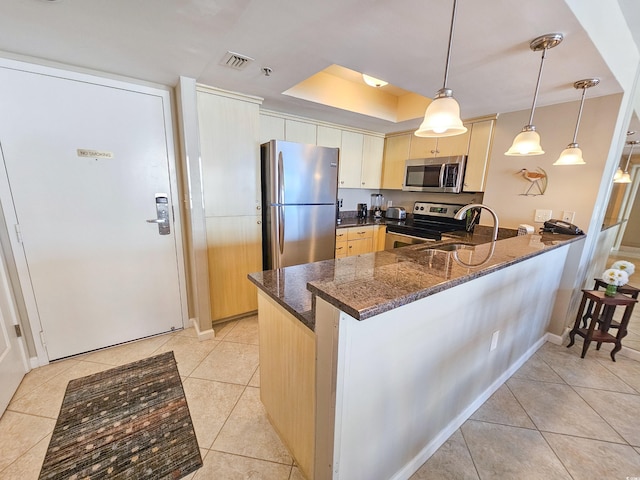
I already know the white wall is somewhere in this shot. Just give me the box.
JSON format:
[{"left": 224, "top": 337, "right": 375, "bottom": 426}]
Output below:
[{"left": 482, "top": 94, "right": 622, "bottom": 231}]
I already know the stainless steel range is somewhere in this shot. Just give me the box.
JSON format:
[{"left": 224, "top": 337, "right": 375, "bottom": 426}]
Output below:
[{"left": 385, "top": 202, "right": 479, "bottom": 249}]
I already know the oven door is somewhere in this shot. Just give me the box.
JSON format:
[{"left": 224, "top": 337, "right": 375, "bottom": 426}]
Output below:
[{"left": 384, "top": 231, "right": 437, "bottom": 250}]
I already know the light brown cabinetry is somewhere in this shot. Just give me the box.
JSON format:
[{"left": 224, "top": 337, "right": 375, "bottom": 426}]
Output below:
[
  {"left": 462, "top": 119, "right": 495, "bottom": 192},
  {"left": 381, "top": 134, "right": 411, "bottom": 190},
  {"left": 336, "top": 225, "right": 385, "bottom": 257},
  {"left": 381, "top": 116, "right": 496, "bottom": 192},
  {"left": 257, "top": 290, "right": 316, "bottom": 480},
  {"left": 206, "top": 216, "right": 262, "bottom": 320},
  {"left": 409, "top": 128, "right": 470, "bottom": 159},
  {"left": 198, "top": 87, "right": 263, "bottom": 322}
]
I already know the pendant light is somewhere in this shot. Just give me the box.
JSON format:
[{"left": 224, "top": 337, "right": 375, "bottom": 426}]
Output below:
[
  {"left": 415, "top": 0, "right": 467, "bottom": 138},
  {"left": 553, "top": 78, "right": 599, "bottom": 165},
  {"left": 505, "top": 33, "right": 563, "bottom": 156},
  {"left": 615, "top": 140, "right": 638, "bottom": 184}
]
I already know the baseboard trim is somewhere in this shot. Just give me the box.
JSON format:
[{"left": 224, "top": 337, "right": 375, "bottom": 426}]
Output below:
[
  {"left": 545, "top": 330, "right": 566, "bottom": 345},
  {"left": 191, "top": 317, "right": 214, "bottom": 340},
  {"left": 29, "top": 356, "right": 40, "bottom": 369},
  {"left": 392, "top": 335, "right": 547, "bottom": 480}
]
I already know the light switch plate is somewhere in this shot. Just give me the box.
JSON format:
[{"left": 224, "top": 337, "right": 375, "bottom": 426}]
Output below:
[{"left": 534, "top": 209, "right": 552, "bottom": 223}]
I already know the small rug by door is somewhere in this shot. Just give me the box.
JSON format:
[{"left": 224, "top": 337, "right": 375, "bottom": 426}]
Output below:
[{"left": 39, "top": 351, "right": 202, "bottom": 480}]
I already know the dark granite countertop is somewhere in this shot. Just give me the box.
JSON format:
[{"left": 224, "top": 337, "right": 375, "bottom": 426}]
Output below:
[{"left": 248, "top": 233, "right": 585, "bottom": 331}]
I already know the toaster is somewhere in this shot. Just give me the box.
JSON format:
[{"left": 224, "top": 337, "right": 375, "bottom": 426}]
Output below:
[{"left": 385, "top": 206, "right": 406, "bottom": 220}]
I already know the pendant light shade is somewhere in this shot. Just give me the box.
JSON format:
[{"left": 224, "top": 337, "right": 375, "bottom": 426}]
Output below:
[
  {"left": 554, "top": 78, "right": 599, "bottom": 166},
  {"left": 505, "top": 127, "right": 544, "bottom": 156},
  {"left": 613, "top": 167, "right": 624, "bottom": 181},
  {"left": 415, "top": 0, "right": 467, "bottom": 138},
  {"left": 505, "top": 33, "right": 563, "bottom": 156},
  {"left": 416, "top": 89, "right": 467, "bottom": 137},
  {"left": 614, "top": 140, "right": 638, "bottom": 184}
]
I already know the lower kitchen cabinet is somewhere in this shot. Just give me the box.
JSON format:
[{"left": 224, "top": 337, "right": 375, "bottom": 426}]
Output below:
[
  {"left": 374, "top": 225, "right": 386, "bottom": 251},
  {"left": 206, "top": 215, "right": 262, "bottom": 321},
  {"left": 336, "top": 225, "right": 386, "bottom": 257}
]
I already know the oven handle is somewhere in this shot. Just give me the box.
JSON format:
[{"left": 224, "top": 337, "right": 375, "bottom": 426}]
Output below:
[{"left": 387, "top": 231, "right": 437, "bottom": 241}]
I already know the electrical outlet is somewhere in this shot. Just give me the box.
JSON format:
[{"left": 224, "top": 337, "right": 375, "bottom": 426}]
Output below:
[
  {"left": 490, "top": 330, "right": 500, "bottom": 351},
  {"left": 534, "top": 209, "right": 552, "bottom": 223},
  {"left": 562, "top": 211, "right": 575, "bottom": 223}
]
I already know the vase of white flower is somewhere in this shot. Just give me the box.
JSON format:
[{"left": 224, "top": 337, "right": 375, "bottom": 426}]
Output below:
[{"left": 601, "top": 266, "right": 631, "bottom": 297}]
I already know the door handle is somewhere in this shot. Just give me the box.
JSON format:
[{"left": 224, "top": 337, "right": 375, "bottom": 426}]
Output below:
[{"left": 148, "top": 193, "right": 170, "bottom": 235}]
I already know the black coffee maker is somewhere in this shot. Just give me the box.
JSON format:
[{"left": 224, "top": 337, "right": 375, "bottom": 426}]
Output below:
[{"left": 357, "top": 203, "right": 368, "bottom": 219}]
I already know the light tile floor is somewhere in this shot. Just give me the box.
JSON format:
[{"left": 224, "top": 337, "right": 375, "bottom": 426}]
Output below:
[{"left": 2, "top": 316, "right": 640, "bottom": 479}]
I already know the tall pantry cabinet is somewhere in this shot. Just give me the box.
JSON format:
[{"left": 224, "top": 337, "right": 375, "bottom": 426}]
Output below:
[{"left": 197, "top": 87, "right": 263, "bottom": 321}]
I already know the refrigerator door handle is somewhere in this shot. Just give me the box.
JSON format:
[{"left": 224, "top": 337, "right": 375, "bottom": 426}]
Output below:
[
  {"left": 278, "top": 205, "right": 285, "bottom": 255},
  {"left": 278, "top": 151, "right": 285, "bottom": 205}
]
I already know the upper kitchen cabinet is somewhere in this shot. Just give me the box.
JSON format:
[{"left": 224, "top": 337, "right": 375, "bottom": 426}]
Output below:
[
  {"left": 339, "top": 131, "right": 384, "bottom": 189},
  {"left": 339, "top": 131, "right": 364, "bottom": 188},
  {"left": 462, "top": 118, "right": 495, "bottom": 193},
  {"left": 317, "top": 125, "right": 342, "bottom": 148},
  {"left": 409, "top": 127, "right": 470, "bottom": 159},
  {"left": 198, "top": 87, "right": 262, "bottom": 216},
  {"left": 381, "top": 133, "right": 411, "bottom": 189},
  {"left": 361, "top": 135, "right": 384, "bottom": 189},
  {"left": 260, "top": 114, "right": 285, "bottom": 144},
  {"left": 285, "top": 119, "right": 317, "bottom": 144},
  {"left": 381, "top": 116, "right": 496, "bottom": 192}
]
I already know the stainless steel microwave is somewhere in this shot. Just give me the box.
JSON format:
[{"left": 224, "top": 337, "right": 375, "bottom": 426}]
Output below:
[{"left": 402, "top": 156, "right": 467, "bottom": 193}]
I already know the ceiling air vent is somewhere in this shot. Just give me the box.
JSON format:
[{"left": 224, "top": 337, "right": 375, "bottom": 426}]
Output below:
[{"left": 220, "top": 51, "right": 254, "bottom": 70}]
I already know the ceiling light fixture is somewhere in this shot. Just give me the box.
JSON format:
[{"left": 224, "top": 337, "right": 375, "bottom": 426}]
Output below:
[
  {"left": 505, "top": 33, "right": 563, "bottom": 156},
  {"left": 614, "top": 132, "right": 634, "bottom": 180},
  {"left": 362, "top": 74, "right": 388, "bottom": 88},
  {"left": 415, "top": 0, "right": 466, "bottom": 138},
  {"left": 614, "top": 140, "right": 638, "bottom": 184},
  {"left": 553, "top": 78, "right": 599, "bottom": 166}
]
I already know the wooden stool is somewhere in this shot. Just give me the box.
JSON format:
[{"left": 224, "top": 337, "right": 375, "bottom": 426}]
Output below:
[
  {"left": 581, "top": 279, "right": 640, "bottom": 329},
  {"left": 568, "top": 289, "right": 637, "bottom": 361}
]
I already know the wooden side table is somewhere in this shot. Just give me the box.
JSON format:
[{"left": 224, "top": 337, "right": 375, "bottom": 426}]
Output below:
[
  {"left": 568, "top": 289, "right": 637, "bottom": 361},
  {"left": 580, "top": 279, "right": 639, "bottom": 329}
]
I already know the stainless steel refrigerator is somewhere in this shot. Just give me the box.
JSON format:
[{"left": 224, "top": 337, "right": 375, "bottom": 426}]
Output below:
[{"left": 261, "top": 140, "right": 339, "bottom": 270}]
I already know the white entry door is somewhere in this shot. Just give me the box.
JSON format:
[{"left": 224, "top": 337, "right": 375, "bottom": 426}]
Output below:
[
  {"left": 0, "top": 252, "right": 28, "bottom": 415},
  {"left": 0, "top": 63, "right": 186, "bottom": 361}
]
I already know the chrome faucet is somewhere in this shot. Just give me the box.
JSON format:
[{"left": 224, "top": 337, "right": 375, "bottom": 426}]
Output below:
[{"left": 454, "top": 204, "right": 499, "bottom": 242}]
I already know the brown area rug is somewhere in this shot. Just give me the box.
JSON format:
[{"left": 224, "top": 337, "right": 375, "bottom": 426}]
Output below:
[{"left": 39, "top": 351, "right": 202, "bottom": 480}]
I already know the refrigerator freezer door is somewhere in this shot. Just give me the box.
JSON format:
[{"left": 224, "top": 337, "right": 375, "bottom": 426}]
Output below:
[
  {"left": 265, "top": 204, "right": 337, "bottom": 269},
  {"left": 264, "top": 140, "right": 338, "bottom": 205}
]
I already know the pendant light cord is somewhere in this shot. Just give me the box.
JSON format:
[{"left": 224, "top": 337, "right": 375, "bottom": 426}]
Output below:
[
  {"left": 528, "top": 48, "right": 547, "bottom": 126},
  {"left": 624, "top": 144, "right": 635, "bottom": 172},
  {"left": 442, "top": 0, "right": 458, "bottom": 89},
  {"left": 571, "top": 87, "right": 587, "bottom": 144}
]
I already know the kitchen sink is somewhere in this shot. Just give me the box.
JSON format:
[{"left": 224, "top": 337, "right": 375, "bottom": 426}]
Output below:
[
  {"left": 432, "top": 242, "right": 475, "bottom": 251},
  {"left": 415, "top": 241, "right": 476, "bottom": 252}
]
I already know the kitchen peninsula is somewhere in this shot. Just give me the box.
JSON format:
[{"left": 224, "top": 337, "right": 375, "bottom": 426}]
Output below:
[{"left": 248, "top": 233, "right": 585, "bottom": 480}]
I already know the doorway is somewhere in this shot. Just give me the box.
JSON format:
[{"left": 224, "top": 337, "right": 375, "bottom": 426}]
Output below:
[{"left": 0, "top": 60, "right": 187, "bottom": 363}]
